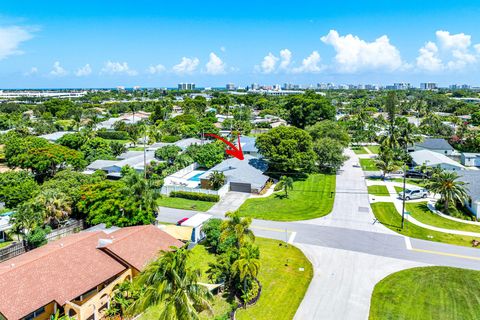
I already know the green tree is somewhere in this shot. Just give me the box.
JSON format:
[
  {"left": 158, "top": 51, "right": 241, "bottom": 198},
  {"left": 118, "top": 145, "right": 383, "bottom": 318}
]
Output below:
[
  {"left": 287, "top": 91, "right": 335, "bottom": 128},
  {"left": 426, "top": 171, "right": 469, "bottom": 213},
  {"left": 0, "top": 171, "right": 39, "bottom": 208},
  {"left": 256, "top": 126, "right": 316, "bottom": 174},
  {"left": 231, "top": 245, "right": 261, "bottom": 303},
  {"left": 129, "top": 247, "right": 212, "bottom": 320},
  {"left": 306, "top": 120, "right": 350, "bottom": 147},
  {"left": 279, "top": 175, "right": 294, "bottom": 197},
  {"left": 208, "top": 171, "right": 226, "bottom": 190},
  {"left": 186, "top": 142, "right": 225, "bottom": 168},
  {"left": 36, "top": 190, "right": 72, "bottom": 227},
  {"left": 375, "top": 148, "right": 401, "bottom": 180},
  {"left": 313, "top": 138, "right": 348, "bottom": 172},
  {"left": 155, "top": 145, "right": 182, "bottom": 163},
  {"left": 221, "top": 211, "right": 255, "bottom": 249}
]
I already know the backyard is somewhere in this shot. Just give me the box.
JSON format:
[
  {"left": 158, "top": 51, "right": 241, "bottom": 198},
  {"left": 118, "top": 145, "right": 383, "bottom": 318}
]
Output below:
[
  {"left": 157, "top": 196, "right": 215, "bottom": 212},
  {"left": 370, "top": 202, "right": 479, "bottom": 247},
  {"left": 237, "top": 174, "right": 336, "bottom": 221},
  {"left": 369, "top": 266, "right": 480, "bottom": 320}
]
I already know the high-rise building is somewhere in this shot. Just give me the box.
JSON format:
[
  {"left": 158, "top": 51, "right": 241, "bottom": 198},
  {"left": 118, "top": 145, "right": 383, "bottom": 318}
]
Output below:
[
  {"left": 420, "top": 82, "right": 437, "bottom": 90},
  {"left": 450, "top": 84, "right": 471, "bottom": 90},
  {"left": 226, "top": 83, "right": 236, "bottom": 91},
  {"left": 393, "top": 83, "right": 411, "bottom": 90},
  {"left": 178, "top": 83, "right": 195, "bottom": 90}
]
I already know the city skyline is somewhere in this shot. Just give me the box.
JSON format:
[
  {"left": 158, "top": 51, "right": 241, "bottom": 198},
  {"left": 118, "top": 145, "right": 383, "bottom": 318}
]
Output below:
[{"left": 1, "top": 1, "right": 480, "bottom": 88}]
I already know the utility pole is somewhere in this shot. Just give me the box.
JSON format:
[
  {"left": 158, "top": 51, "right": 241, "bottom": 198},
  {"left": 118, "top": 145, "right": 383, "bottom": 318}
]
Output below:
[{"left": 401, "top": 142, "right": 407, "bottom": 228}]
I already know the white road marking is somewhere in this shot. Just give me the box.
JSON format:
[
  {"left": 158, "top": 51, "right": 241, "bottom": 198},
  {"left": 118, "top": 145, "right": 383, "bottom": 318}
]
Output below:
[
  {"left": 288, "top": 231, "right": 297, "bottom": 244},
  {"left": 404, "top": 236, "right": 412, "bottom": 250}
]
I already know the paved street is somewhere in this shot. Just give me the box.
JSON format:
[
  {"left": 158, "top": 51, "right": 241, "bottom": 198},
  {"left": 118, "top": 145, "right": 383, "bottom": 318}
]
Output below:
[{"left": 158, "top": 148, "right": 480, "bottom": 320}]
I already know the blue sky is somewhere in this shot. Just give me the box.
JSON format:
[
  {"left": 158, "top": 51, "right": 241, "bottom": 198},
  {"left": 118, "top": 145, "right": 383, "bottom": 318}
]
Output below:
[{"left": 1, "top": 0, "right": 480, "bottom": 88}]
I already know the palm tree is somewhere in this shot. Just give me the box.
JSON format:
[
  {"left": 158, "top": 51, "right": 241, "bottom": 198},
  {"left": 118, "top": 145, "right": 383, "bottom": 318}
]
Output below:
[
  {"left": 231, "top": 245, "right": 261, "bottom": 303},
  {"left": 221, "top": 211, "right": 255, "bottom": 248},
  {"left": 36, "top": 191, "right": 72, "bottom": 227},
  {"left": 279, "top": 176, "right": 294, "bottom": 197},
  {"left": 121, "top": 169, "right": 160, "bottom": 216},
  {"left": 208, "top": 171, "right": 226, "bottom": 190},
  {"left": 426, "top": 171, "right": 469, "bottom": 213},
  {"left": 375, "top": 148, "right": 401, "bottom": 180},
  {"left": 128, "top": 247, "right": 212, "bottom": 320}
]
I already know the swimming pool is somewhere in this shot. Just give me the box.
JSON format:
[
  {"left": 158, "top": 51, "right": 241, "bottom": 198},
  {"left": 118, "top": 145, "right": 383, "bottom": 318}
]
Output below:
[{"left": 188, "top": 172, "right": 205, "bottom": 182}]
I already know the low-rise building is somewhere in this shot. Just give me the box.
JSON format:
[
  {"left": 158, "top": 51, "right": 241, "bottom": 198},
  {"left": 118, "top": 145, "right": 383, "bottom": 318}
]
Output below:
[
  {"left": 84, "top": 150, "right": 157, "bottom": 177},
  {"left": 410, "top": 149, "right": 465, "bottom": 171},
  {"left": 409, "top": 138, "right": 455, "bottom": 156},
  {"left": 0, "top": 225, "right": 183, "bottom": 320},
  {"left": 458, "top": 171, "right": 480, "bottom": 219},
  {"left": 461, "top": 153, "right": 480, "bottom": 167}
]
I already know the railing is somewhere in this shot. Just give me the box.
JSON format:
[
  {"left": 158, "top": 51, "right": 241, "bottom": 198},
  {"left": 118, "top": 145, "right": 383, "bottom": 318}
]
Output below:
[
  {"left": 160, "top": 183, "right": 230, "bottom": 197},
  {"left": 45, "top": 220, "right": 84, "bottom": 242},
  {"left": 0, "top": 241, "right": 27, "bottom": 263}
]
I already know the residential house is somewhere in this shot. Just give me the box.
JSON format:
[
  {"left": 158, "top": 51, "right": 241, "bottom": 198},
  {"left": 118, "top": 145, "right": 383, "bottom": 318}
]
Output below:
[
  {"left": 461, "top": 153, "right": 480, "bottom": 167},
  {"left": 84, "top": 150, "right": 157, "bottom": 178},
  {"left": 180, "top": 213, "right": 213, "bottom": 243},
  {"left": 147, "top": 138, "right": 206, "bottom": 152},
  {"left": 409, "top": 138, "right": 455, "bottom": 156},
  {"left": 39, "top": 131, "right": 72, "bottom": 142},
  {"left": 96, "top": 112, "right": 151, "bottom": 131},
  {"left": 0, "top": 225, "right": 183, "bottom": 320},
  {"left": 458, "top": 171, "right": 480, "bottom": 219},
  {"left": 410, "top": 149, "right": 465, "bottom": 171},
  {"left": 199, "top": 155, "right": 269, "bottom": 193},
  {"left": 239, "top": 136, "right": 261, "bottom": 158}
]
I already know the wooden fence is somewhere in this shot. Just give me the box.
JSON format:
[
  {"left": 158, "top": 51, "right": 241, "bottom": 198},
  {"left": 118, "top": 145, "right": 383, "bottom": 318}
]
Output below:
[{"left": 0, "top": 220, "right": 85, "bottom": 263}]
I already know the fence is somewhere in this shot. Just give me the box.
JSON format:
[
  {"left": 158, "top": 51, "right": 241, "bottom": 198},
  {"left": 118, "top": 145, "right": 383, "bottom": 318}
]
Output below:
[{"left": 0, "top": 220, "right": 85, "bottom": 263}]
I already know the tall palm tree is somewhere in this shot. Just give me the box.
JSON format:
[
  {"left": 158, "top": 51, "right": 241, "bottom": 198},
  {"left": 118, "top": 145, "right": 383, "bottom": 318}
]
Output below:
[
  {"left": 375, "top": 148, "right": 401, "bottom": 180},
  {"left": 231, "top": 245, "right": 261, "bottom": 303},
  {"left": 221, "top": 211, "right": 255, "bottom": 248},
  {"left": 279, "top": 175, "right": 294, "bottom": 197},
  {"left": 426, "top": 171, "right": 469, "bottom": 213},
  {"left": 122, "top": 170, "right": 160, "bottom": 216},
  {"left": 128, "top": 247, "right": 212, "bottom": 320}
]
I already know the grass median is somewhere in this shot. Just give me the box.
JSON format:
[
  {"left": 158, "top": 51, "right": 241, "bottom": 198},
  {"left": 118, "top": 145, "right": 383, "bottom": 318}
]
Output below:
[{"left": 157, "top": 196, "right": 216, "bottom": 212}]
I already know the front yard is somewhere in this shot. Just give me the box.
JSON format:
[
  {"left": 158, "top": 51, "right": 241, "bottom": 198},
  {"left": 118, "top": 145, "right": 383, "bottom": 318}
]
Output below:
[
  {"left": 370, "top": 202, "right": 478, "bottom": 247},
  {"left": 367, "top": 185, "right": 390, "bottom": 196},
  {"left": 237, "top": 174, "right": 336, "bottom": 221},
  {"left": 157, "top": 196, "right": 215, "bottom": 212},
  {"left": 359, "top": 158, "right": 378, "bottom": 171},
  {"left": 352, "top": 146, "right": 368, "bottom": 155},
  {"left": 369, "top": 266, "right": 480, "bottom": 320}
]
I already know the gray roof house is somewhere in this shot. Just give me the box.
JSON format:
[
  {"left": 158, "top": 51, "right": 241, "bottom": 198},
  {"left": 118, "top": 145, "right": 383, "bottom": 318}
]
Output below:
[
  {"left": 409, "top": 138, "right": 455, "bottom": 155},
  {"left": 147, "top": 138, "right": 206, "bottom": 151},
  {"left": 239, "top": 136, "right": 261, "bottom": 157},
  {"left": 458, "top": 171, "right": 480, "bottom": 219},
  {"left": 461, "top": 153, "right": 480, "bottom": 167},
  {"left": 39, "top": 131, "right": 72, "bottom": 142},
  {"left": 410, "top": 150, "right": 464, "bottom": 171},
  {"left": 199, "top": 155, "right": 269, "bottom": 193},
  {"left": 85, "top": 150, "right": 158, "bottom": 178}
]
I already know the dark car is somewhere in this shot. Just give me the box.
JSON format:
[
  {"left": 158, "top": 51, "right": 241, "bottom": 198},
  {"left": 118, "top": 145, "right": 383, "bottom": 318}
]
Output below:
[
  {"left": 405, "top": 170, "right": 429, "bottom": 179},
  {"left": 176, "top": 217, "right": 189, "bottom": 226}
]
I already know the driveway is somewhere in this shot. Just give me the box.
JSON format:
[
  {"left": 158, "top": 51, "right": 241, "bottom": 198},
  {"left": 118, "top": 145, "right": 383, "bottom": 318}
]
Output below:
[{"left": 207, "top": 191, "right": 251, "bottom": 216}]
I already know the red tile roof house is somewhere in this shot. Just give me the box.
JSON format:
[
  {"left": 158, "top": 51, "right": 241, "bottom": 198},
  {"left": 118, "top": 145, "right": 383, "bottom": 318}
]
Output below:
[{"left": 0, "top": 225, "right": 184, "bottom": 320}]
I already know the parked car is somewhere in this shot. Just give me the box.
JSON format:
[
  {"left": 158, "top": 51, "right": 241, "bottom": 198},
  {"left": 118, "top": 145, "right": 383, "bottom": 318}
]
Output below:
[
  {"left": 398, "top": 187, "right": 429, "bottom": 200},
  {"left": 177, "top": 217, "right": 189, "bottom": 226},
  {"left": 405, "top": 170, "right": 429, "bottom": 179}
]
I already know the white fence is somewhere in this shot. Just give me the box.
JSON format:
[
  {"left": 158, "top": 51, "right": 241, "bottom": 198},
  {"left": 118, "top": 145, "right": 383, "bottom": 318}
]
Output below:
[{"left": 160, "top": 183, "right": 230, "bottom": 197}]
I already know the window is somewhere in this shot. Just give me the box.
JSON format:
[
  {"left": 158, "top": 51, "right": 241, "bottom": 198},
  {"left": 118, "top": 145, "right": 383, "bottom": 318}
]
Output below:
[{"left": 22, "top": 306, "right": 45, "bottom": 320}]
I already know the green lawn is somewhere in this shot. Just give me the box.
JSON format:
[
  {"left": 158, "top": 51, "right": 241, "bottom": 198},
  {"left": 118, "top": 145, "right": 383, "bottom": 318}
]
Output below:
[
  {"left": 366, "top": 145, "right": 380, "bottom": 154},
  {"left": 238, "top": 174, "right": 336, "bottom": 221},
  {"left": 360, "top": 158, "right": 378, "bottom": 171},
  {"left": 369, "top": 266, "right": 480, "bottom": 320},
  {"left": 367, "top": 185, "right": 390, "bottom": 196},
  {"left": 157, "top": 197, "right": 215, "bottom": 212},
  {"left": 407, "top": 202, "right": 480, "bottom": 234},
  {"left": 236, "top": 238, "right": 313, "bottom": 320},
  {"left": 390, "top": 177, "right": 427, "bottom": 187},
  {"left": 0, "top": 241, "right": 12, "bottom": 249},
  {"left": 370, "top": 202, "right": 479, "bottom": 247},
  {"left": 352, "top": 146, "right": 368, "bottom": 154},
  {"left": 394, "top": 186, "right": 404, "bottom": 193},
  {"left": 140, "top": 238, "right": 313, "bottom": 320}
]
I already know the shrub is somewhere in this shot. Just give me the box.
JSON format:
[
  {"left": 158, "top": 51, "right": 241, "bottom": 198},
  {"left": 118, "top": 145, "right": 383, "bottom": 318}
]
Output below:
[
  {"left": 161, "top": 135, "right": 181, "bottom": 143},
  {"left": 27, "top": 226, "right": 51, "bottom": 249},
  {"left": 202, "top": 218, "right": 222, "bottom": 252},
  {"left": 96, "top": 130, "right": 129, "bottom": 140},
  {"left": 169, "top": 191, "right": 219, "bottom": 202},
  {"left": 274, "top": 180, "right": 284, "bottom": 191}
]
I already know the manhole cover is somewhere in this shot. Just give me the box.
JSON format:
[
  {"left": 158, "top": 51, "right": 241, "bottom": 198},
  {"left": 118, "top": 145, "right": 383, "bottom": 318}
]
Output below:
[{"left": 358, "top": 206, "right": 370, "bottom": 213}]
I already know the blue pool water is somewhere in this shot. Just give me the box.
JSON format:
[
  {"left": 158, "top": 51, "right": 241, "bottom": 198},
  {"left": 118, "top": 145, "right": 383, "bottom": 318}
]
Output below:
[{"left": 188, "top": 172, "right": 205, "bottom": 182}]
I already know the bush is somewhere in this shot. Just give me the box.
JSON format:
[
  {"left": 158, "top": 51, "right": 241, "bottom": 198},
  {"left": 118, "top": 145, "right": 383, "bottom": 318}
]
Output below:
[
  {"left": 202, "top": 218, "right": 222, "bottom": 252},
  {"left": 274, "top": 181, "right": 284, "bottom": 191},
  {"left": 96, "top": 130, "right": 129, "bottom": 140},
  {"left": 27, "top": 226, "right": 51, "bottom": 248},
  {"left": 161, "top": 135, "right": 181, "bottom": 143},
  {"left": 169, "top": 191, "right": 219, "bottom": 202}
]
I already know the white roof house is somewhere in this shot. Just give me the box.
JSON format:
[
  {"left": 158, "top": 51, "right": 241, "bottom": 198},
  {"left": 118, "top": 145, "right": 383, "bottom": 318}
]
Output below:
[
  {"left": 410, "top": 150, "right": 465, "bottom": 171},
  {"left": 84, "top": 150, "right": 158, "bottom": 176}
]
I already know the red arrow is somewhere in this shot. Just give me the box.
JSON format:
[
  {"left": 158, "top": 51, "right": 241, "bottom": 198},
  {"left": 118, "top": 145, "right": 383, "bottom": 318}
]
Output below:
[{"left": 205, "top": 133, "right": 244, "bottom": 160}]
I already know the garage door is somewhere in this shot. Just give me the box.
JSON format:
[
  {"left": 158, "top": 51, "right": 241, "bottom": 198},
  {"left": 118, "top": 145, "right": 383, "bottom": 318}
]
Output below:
[{"left": 230, "top": 182, "right": 251, "bottom": 193}]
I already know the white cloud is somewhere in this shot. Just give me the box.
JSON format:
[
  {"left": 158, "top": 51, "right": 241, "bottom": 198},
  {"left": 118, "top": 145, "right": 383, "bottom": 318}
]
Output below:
[
  {"left": 220, "top": 46, "right": 226, "bottom": 52},
  {"left": 279, "top": 49, "right": 292, "bottom": 70},
  {"left": 49, "top": 61, "right": 68, "bottom": 77},
  {"left": 75, "top": 64, "right": 92, "bottom": 77},
  {"left": 173, "top": 57, "right": 199, "bottom": 74},
  {"left": 205, "top": 52, "right": 226, "bottom": 75},
  {"left": 23, "top": 67, "right": 38, "bottom": 76},
  {"left": 321, "top": 29, "right": 404, "bottom": 73},
  {"left": 147, "top": 64, "right": 166, "bottom": 74},
  {"left": 0, "top": 26, "right": 33, "bottom": 60},
  {"left": 258, "top": 52, "right": 279, "bottom": 74},
  {"left": 416, "top": 30, "right": 480, "bottom": 72},
  {"left": 100, "top": 61, "right": 138, "bottom": 76},
  {"left": 292, "top": 51, "right": 322, "bottom": 73},
  {"left": 416, "top": 41, "right": 443, "bottom": 72}
]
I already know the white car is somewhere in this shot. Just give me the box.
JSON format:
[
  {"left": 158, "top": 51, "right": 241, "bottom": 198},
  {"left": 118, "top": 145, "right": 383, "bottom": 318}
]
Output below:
[{"left": 398, "top": 187, "right": 428, "bottom": 200}]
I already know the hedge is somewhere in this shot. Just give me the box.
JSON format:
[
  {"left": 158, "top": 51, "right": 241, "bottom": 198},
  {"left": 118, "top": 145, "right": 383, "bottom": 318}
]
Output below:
[
  {"left": 96, "top": 130, "right": 129, "bottom": 140},
  {"left": 274, "top": 181, "right": 284, "bottom": 191},
  {"left": 170, "top": 191, "right": 219, "bottom": 202}
]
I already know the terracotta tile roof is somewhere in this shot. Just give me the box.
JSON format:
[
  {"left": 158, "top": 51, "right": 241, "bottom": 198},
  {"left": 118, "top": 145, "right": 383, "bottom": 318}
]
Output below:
[
  {"left": 101, "top": 225, "right": 185, "bottom": 270},
  {"left": 0, "top": 225, "right": 184, "bottom": 320},
  {"left": 0, "top": 232, "right": 126, "bottom": 320}
]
